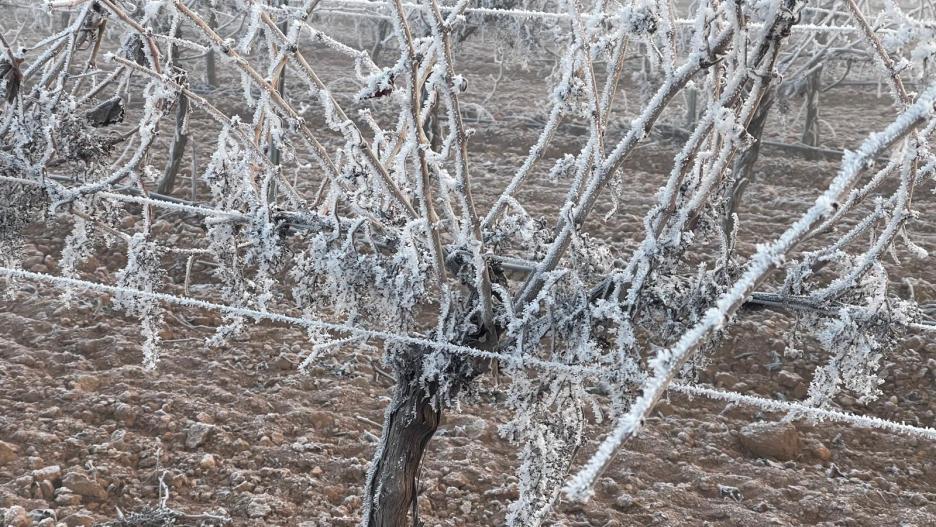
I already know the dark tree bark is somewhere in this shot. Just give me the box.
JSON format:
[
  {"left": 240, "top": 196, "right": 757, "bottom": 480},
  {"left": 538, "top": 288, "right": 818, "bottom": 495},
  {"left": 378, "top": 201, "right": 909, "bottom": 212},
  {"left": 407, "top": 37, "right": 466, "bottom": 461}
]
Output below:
[
  {"left": 362, "top": 367, "right": 442, "bottom": 526},
  {"left": 266, "top": 0, "right": 290, "bottom": 204},
  {"left": 801, "top": 64, "right": 822, "bottom": 146},
  {"left": 205, "top": 5, "right": 218, "bottom": 87},
  {"left": 363, "top": 324, "right": 496, "bottom": 525},
  {"left": 722, "top": 91, "right": 775, "bottom": 255},
  {"left": 370, "top": 20, "right": 391, "bottom": 64},
  {"left": 685, "top": 85, "right": 698, "bottom": 129},
  {"left": 157, "top": 26, "right": 189, "bottom": 196},
  {"left": 157, "top": 90, "right": 189, "bottom": 195}
]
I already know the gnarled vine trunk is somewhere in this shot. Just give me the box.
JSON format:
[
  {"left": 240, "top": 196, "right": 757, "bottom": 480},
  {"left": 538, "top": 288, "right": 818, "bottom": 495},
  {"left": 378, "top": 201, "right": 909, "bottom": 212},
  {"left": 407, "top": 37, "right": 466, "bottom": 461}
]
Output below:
[
  {"left": 362, "top": 367, "right": 442, "bottom": 526},
  {"left": 363, "top": 335, "right": 490, "bottom": 525},
  {"left": 801, "top": 64, "right": 822, "bottom": 146}
]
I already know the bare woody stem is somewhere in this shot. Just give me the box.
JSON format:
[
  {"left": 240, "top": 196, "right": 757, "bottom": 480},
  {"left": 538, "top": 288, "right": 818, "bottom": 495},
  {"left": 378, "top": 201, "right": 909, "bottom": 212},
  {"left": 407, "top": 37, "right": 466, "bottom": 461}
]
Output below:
[
  {"left": 98, "top": 0, "right": 163, "bottom": 75},
  {"left": 515, "top": 27, "right": 735, "bottom": 306},
  {"left": 171, "top": 0, "right": 351, "bottom": 210},
  {"left": 389, "top": 0, "right": 448, "bottom": 287},
  {"left": 247, "top": 0, "right": 419, "bottom": 220},
  {"left": 843, "top": 0, "right": 911, "bottom": 106},
  {"left": 426, "top": 0, "right": 496, "bottom": 335},
  {"left": 564, "top": 82, "right": 936, "bottom": 501}
]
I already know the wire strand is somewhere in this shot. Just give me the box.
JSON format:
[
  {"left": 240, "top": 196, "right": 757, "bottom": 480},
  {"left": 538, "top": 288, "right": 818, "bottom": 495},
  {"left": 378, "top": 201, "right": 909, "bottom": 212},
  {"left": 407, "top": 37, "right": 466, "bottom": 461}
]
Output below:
[
  {"left": 2, "top": 266, "right": 935, "bottom": 442},
  {"left": 671, "top": 383, "right": 936, "bottom": 440},
  {"left": 0, "top": 175, "right": 249, "bottom": 220},
  {"left": 0, "top": 266, "right": 599, "bottom": 376},
  {"left": 319, "top": 0, "right": 881, "bottom": 33}
]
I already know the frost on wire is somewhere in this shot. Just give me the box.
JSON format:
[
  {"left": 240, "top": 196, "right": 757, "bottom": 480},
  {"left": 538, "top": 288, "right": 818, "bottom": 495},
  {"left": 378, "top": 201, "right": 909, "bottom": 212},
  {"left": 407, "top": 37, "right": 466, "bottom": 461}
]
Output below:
[{"left": 2, "top": 0, "right": 936, "bottom": 524}]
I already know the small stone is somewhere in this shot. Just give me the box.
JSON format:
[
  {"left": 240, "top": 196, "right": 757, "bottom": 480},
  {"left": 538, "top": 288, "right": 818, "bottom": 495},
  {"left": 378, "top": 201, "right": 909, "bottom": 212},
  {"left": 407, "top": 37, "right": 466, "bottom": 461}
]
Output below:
[
  {"left": 613, "top": 493, "right": 635, "bottom": 510},
  {"left": 4, "top": 505, "right": 31, "bottom": 527},
  {"left": 150, "top": 219, "right": 173, "bottom": 235},
  {"left": 815, "top": 445, "right": 832, "bottom": 462},
  {"left": 714, "top": 371, "right": 738, "bottom": 388},
  {"left": 909, "top": 493, "right": 928, "bottom": 506},
  {"left": 655, "top": 400, "right": 674, "bottom": 415},
  {"left": 233, "top": 480, "right": 255, "bottom": 493},
  {"left": 38, "top": 407, "right": 61, "bottom": 418},
  {"left": 442, "top": 471, "right": 471, "bottom": 488},
  {"left": 776, "top": 370, "right": 802, "bottom": 388},
  {"left": 738, "top": 421, "right": 800, "bottom": 461},
  {"left": 272, "top": 353, "right": 295, "bottom": 371},
  {"left": 598, "top": 477, "right": 619, "bottom": 495},
  {"left": 343, "top": 496, "right": 362, "bottom": 510},
  {"left": 32, "top": 466, "right": 61, "bottom": 484},
  {"left": 14, "top": 474, "right": 32, "bottom": 496},
  {"left": 72, "top": 376, "right": 100, "bottom": 393},
  {"left": 310, "top": 466, "right": 323, "bottom": 477},
  {"left": 306, "top": 411, "right": 335, "bottom": 431},
  {"left": 445, "top": 415, "right": 488, "bottom": 440},
  {"left": 246, "top": 498, "right": 273, "bottom": 518},
  {"left": 54, "top": 493, "right": 82, "bottom": 506},
  {"left": 113, "top": 403, "right": 138, "bottom": 426},
  {"left": 38, "top": 479, "right": 55, "bottom": 500},
  {"left": 849, "top": 469, "right": 872, "bottom": 481},
  {"left": 186, "top": 423, "right": 214, "bottom": 449},
  {"left": 0, "top": 441, "right": 19, "bottom": 464},
  {"left": 21, "top": 256, "right": 43, "bottom": 269},
  {"left": 718, "top": 484, "right": 743, "bottom": 502},
  {"left": 62, "top": 511, "right": 94, "bottom": 527},
  {"left": 27, "top": 509, "right": 54, "bottom": 523},
  {"left": 61, "top": 473, "right": 107, "bottom": 500},
  {"left": 826, "top": 464, "right": 846, "bottom": 479},
  {"left": 198, "top": 454, "right": 217, "bottom": 471}
]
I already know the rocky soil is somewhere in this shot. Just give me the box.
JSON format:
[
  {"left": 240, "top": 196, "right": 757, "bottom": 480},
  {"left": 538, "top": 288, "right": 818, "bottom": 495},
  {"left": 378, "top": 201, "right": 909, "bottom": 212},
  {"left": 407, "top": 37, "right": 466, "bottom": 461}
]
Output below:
[{"left": 1, "top": 273, "right": 934, "bottom": 526}]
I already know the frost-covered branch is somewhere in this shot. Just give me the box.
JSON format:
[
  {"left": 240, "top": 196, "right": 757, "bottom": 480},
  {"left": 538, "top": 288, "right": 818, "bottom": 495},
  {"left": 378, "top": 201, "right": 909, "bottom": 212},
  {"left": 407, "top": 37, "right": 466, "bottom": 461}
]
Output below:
[{"left": 4, "top": 0, "right": 936, "bottom": 524}]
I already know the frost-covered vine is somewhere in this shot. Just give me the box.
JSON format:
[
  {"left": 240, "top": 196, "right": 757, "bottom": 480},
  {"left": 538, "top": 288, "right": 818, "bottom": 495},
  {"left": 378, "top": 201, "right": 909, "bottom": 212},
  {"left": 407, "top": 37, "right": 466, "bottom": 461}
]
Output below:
[{"left": 2, "top": 0, "right": 936, "bottom": 525}]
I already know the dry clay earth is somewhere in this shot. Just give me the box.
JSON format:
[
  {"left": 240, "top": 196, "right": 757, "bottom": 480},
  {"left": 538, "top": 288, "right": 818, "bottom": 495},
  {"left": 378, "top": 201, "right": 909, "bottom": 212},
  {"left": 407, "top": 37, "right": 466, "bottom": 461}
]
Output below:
[{"left": 2, "top": 21, "right": 936, "bottom": 527}]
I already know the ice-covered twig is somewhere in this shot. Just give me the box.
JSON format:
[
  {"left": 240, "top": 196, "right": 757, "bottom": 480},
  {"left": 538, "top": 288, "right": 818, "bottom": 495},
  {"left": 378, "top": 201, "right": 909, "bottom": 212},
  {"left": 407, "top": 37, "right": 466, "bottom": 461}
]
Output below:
[{"left": 563, "top": 84, "right": 936, "bottom": 502}]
